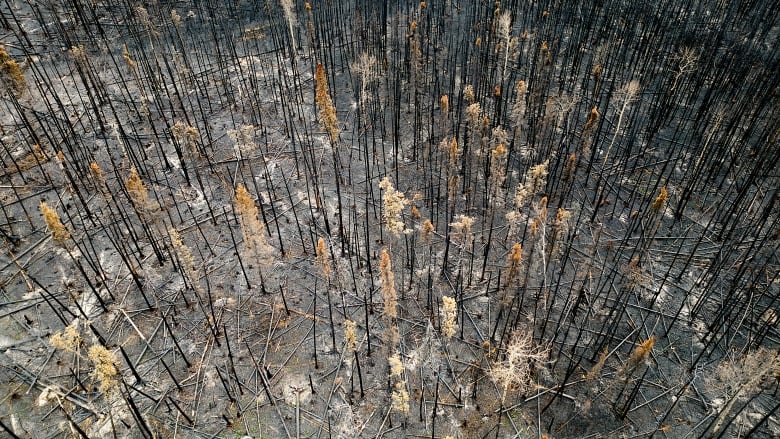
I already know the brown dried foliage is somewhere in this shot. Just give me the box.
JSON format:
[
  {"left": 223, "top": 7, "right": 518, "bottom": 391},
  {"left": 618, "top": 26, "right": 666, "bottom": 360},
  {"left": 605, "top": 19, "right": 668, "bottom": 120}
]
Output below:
[
  {"left": 379, "top": 177, "right": 408, "bottom": 236},
  {"left": 421, "top": 218, "right": 435, "bottom": 241},
  {"left": 586, "top": 347, "right": 609, "bottom": 381},
  {"left": 125, "top": 167, "right": 150, "bottom": 209},
  {"left": 122, "top": 45, "right": 137, "bottom": 70},
  {"left": 652, "top": 186, "right": 668, "bottom": 212},
  {"left": 235, "top": 183, "right": 272, "bottom": 262},
  {"left": 315, "top": 64, "right": 340, "bottom": 141},
  {"left": 0, "top": 45, "right": 26, "bottom": 93},
  {"left": 40, "top": 201, "right": 70, "bottom": 244},
  {"left": 379, "top": 248, "right": 398, "bottom": 320},
  {"left": 440, "top": 94, "right": 449, "bottom": 114},
  {"left": 441, "top": 295, "right": 457, "bottom": 338},
  {"left": 88, "top": 345, "right": 121, "bottom": 395},
  {"left": 584, "top": 106, "right": 600, "bottom": 130},
  {"left": 316, "top": 237, "right": 331, "bottom": 279},
  {"left": 49, "top": 320, "right": 81, "bottom": 353},
  {"left": 172, "top": 121, "right": 200, "bottom": 154},
  {"left": 627, "top": 336, "right": 655, "bottom": 371},
  {"left": 491, "top": 329, "right": 548, "bottom": 402},
  {"left": 506, "top": 243, "right": 523, "bottom": 285}
]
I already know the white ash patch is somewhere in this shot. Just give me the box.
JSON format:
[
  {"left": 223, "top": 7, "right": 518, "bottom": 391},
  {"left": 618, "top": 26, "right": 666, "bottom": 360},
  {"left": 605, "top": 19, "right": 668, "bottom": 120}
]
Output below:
[
  {"left": 654, "top": 284, "right": 671, "bottom": 306},
  {"left": 36, "top": 386, "right": 58, "bottom": 407},
  {"left": 79, "top": 288, "right": 103, "bottom": 319},
  {"left": 203, "top": 368, "right": 217, "bottom": 389},
  {"left": 294, "top": 189, "right": 313, "bottom": 208},
  {"left": 406, "top": 321, "right": 442, "bottom": 373},
  {"left": 23, "top": 289, "right": 42, "bottom": 301},
  {"left": 213, "top": 297, "right": 236, "bottom": 308},
  {"left": 279, "top": 373, "right": 311, "bottom": 406},
  {"left": 88, "top": 407, "right": 132, "bottom": 439},
  {"left": 166, "top": 151, "right": 181, "bottom": 171},
  {"left": 98, "top": 249, "right": 127, "bottom": 277},
  {"left": 0, "top": 335, "right": 17, "bottom": 349},
  {"left": 330, "top": 401, "right": 358, "bottom": 438}
]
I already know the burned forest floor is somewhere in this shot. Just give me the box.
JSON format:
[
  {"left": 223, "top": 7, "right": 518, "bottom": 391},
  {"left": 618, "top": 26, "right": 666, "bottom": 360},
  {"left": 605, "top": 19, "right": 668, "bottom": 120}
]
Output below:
[{"left": 1, "top": 1, "right": 779, "bottom": 438}]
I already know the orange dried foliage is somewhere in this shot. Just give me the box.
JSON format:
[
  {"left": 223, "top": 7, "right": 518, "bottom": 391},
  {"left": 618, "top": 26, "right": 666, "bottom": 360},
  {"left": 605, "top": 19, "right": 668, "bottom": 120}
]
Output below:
[
  {"left": 316, "top": 237, "right": 331, "bottom": 278},
  {"left": 40, "top": 201, "right": 70, "bottom": 244},
  {"left": 507, "top": 243, "right": 522, "bottom": 284},
  {"left": 421, "top": 219, "right": 434, "bottom": 241},
  {"left": 584, "top": 107, "right": 600, "bottom": 130},
  {"left": 440, "top": 95, "right": 449, "bottom": 113},
  {"left": 314, "top": 64, "right": 340, "bottom": 141},
  {"left": 379, "top": 248, "right": 397, "bottom": 320},
  {"left": 125, "top": 167, "right": 149, "bottom": 207},
  {"left": 410, "top": 205, "right": 421, "bottom": 220},
  {"left": 0, "top": 45, "right": 26, "bottom": 93},
  {"left": 652, "top": 187, "right": 668, "bottom": 211},
  {"left": 630, "top": 336, "right": 655, "bottom": 366}
]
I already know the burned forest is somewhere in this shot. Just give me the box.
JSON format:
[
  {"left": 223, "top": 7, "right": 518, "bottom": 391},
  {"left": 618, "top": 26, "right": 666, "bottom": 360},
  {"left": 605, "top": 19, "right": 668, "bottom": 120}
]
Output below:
[{"left": 0, "top": 0, "right": 779, "bottom": 438}]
